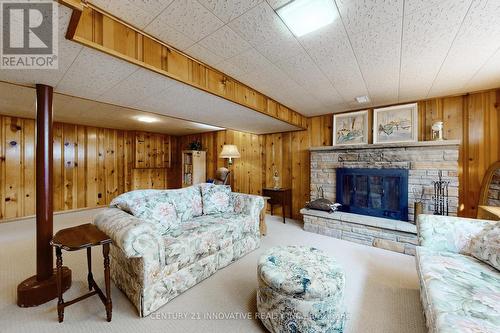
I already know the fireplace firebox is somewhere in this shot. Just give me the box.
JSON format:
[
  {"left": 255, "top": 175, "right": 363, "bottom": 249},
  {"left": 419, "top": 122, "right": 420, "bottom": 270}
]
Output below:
[{"left": 336, "top": 168, "right": 409, "bottom": 221}]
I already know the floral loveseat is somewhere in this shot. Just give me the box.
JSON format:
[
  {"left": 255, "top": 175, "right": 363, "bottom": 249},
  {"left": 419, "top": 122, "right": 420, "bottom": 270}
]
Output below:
[
  {"left": 94, "top": 184, "right": 264, "bottom": 317},
  {"left": 416, "top": 215, "right": 499, "bottom": 333}
]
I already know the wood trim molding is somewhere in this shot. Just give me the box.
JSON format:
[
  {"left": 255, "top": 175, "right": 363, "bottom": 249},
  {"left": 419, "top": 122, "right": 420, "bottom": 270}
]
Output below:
[
  {"left": 57, "top": 0, "right": 84, "bottom": 12},
  {"left": 58, "top": 2, "right": 308, "bottom": 130},
  {"left": 65, "top": 9, "right": 82, "bottom": 40}
]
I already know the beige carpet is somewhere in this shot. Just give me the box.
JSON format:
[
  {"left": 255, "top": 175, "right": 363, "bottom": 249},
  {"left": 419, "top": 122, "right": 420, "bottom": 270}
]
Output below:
[{"left": 0, "top": 209, "right": 426, "bottom": 333}]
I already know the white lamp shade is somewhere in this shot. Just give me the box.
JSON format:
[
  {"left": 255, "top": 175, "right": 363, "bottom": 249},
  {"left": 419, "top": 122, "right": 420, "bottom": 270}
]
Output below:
[{"left": 219, "top": 145, "right": 241, "bottom": 159}]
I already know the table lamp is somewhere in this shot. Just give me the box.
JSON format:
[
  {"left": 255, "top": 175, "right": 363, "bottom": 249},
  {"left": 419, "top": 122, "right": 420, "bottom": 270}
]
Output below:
[{"left": 219, "top": 145, "right": 240, "bottom": 166}]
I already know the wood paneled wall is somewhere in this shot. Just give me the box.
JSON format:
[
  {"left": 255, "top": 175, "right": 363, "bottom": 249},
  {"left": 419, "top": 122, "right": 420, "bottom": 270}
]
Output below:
[
  {"left": 2, "top": 89, "right": 497, "bottom": 221},
  {"left": 259, "top": 116, "right": 333, "bottom": 219},
  {"left": 0, "top": 115, "right": 174, "bottom": 220},
  {"left": 179, "top": 89, "right": 499, "bottom": 220},
  {"left": 176, "top": 121, "right": 330, "bottom": 220},
  {"left": 175, "top": 130, "right": 263, "bottom": 196}
]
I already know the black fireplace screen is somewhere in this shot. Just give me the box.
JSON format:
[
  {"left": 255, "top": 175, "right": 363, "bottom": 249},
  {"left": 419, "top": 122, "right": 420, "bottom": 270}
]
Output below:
[{"left": 336, "top": 168, "right": 409, "bottom": 221}]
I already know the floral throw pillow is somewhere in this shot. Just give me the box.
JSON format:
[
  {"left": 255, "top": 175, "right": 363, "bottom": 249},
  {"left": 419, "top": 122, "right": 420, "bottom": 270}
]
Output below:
[
  {"left": 128, "top": 194, "right": 179, "bottom": 235},
  {"left": 201, "top": 183, "right": 232, "bottom": 215},
  {"left": 110, "top": 189, "right": 165, "bottom": 213},
  {"left": 466, "top": 223, "right": 500, "bottom": 271}
]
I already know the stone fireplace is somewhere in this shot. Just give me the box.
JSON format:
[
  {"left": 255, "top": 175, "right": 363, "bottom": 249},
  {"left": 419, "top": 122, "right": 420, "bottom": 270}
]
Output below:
[{"left": 301, "top": 140, "right": 460, "bottom": 255}]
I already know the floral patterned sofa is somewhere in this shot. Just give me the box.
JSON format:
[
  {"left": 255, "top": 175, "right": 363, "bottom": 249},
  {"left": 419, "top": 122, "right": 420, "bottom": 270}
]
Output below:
[
  {"left": 94, "top": 184, "right": 264, "bottom": 317},
  {"left": 416, "top": 215, "right": 499, "bottom": 333}
]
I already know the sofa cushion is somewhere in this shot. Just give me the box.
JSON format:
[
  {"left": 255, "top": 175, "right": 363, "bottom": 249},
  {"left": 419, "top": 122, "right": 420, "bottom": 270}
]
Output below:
[
  {"left": 200, "top": 183, "right": 232, "bottom": 214},
  {"left": 162, "top": 213, "right": 255, "bottom": 272},
  {"left": 164, "top": 185, "right": 203, "bottom": 222},
  {"left": 128, "top": 194, "right": 179, "bottom": 235},
  {"left": 416, "top": 247, "right": 500, "bottom": 333},
  {"left": 466, "top": 223, "right": 500, "bottom": 271}
]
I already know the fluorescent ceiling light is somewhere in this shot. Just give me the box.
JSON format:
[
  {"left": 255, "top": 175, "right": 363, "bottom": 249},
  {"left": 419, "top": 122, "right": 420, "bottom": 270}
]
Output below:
[
  {"left": 193, "top": 123, "right": 224, "bottom": 130},
  {"left": 135, "top": 115, "right": 158, "bottom": 123},
  {"left": 355, "top": 95, "right": 370, "bottom": 104},
  {"left": 277, "top": 0, "right": 338, "bottom": 37}
]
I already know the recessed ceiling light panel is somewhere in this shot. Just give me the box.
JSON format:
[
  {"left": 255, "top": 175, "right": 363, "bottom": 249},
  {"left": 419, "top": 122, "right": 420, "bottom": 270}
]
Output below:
[
  {"left": 355, "top": 95, "right": 370, "bottom": 104},
  {"left": 135, "top": 115, "right": 158, "bottom": 123},
  {"left": 277, "top": 0, "right": 338, "bottom": 37}
]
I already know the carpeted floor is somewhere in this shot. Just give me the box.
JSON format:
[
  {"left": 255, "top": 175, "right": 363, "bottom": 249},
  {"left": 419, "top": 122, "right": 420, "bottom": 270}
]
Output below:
[{"left": 0, "top": 209, "right": 426, "bottom": 333}]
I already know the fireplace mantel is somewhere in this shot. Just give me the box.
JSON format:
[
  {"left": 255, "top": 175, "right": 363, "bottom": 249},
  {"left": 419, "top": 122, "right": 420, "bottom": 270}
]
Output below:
[{"left": 310, "top": 139, "right": 461, "bottom": 152}]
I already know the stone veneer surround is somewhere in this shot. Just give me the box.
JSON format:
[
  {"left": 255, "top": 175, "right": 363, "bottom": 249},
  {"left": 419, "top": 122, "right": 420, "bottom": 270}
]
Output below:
[
  {"left": 303, "top": 140, "right": 461, "bottom": 255},
  {"left": 310, "top": 140, "right": 460, "bottom": 222}
]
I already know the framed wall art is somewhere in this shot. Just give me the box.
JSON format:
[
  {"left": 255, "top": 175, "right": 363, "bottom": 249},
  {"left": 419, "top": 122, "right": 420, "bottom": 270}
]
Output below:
[
  {"left": 373, "top": 103, "right": 418, "bottom": 144},
  {"left": 333, "top": 110, "right": 369, "bottom": 146}
]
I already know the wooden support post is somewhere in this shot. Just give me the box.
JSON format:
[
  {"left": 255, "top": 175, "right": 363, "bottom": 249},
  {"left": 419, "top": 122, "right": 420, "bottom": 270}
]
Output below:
[
  {"left": 36, "top": 84, "right": 54, "bottom": 280},
  {"left": 17, "top": 84, "right": 71, "bottom": 307}
]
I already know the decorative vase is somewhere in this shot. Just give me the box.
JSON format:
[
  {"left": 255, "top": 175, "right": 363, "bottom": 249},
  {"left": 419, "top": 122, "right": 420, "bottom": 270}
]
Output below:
[
  {"left": 431, "top": 121, "right": 444, "bottom": 141},
  {"left": 273, "top": 171, "right": 280, "bottom": 189}
]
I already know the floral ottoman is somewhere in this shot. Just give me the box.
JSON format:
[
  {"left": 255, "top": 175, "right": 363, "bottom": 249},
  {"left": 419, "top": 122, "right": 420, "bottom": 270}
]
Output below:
[{"left": 257, "top": 246, "right": 346, "bottom": 333}]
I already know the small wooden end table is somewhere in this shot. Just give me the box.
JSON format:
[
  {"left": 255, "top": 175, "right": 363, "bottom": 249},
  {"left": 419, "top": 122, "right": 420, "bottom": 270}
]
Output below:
[
  {"left": 50, "top": 223, "right": 112, "bottom": 323},
  {"left": 263, "top": 188, "right": 292, "bottom": 223}
]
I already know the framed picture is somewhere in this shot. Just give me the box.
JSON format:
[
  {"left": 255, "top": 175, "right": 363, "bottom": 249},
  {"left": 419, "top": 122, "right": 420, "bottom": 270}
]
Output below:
[
  {"left": 333, "top": 110, "right": 369, "bottom": 146},
  {"left": 373, "top": 103, "right": 418, "bottom": 144}
]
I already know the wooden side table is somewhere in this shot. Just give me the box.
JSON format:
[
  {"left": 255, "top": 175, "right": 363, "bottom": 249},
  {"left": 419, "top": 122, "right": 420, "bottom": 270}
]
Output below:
[
  {"left": 263, "top": 188, "right": 292, "bottom": 223},
  {"left": 50, "top": 223, "right": 112, "bottom": 323}
]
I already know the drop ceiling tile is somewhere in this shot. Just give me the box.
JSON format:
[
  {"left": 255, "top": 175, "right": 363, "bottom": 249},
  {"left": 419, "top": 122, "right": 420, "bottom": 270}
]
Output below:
[
  {"left": 275, "top": 52, "right": 340, "bottom": 97},
  {"left": 216, "top": 48, "right": 276, "bottom": 78},
  {"left": 90, "top": 0, "right": 160, "bottom": 29},
  {"left": 0, "top": 83, "right": 36, "bottom": 118},
  {"left": 399, "top": 0, "right": 471, "bottom": 101},
  {"left": 465, "top": 48, "right": 500, "bottom": 92},
  {"left": 429, "top": 0, "right": 500, "bottom": 97},
  {"left": 98, "top": 68, "right": 176, "bottom": 106},
  {"left": 198, "top": 26, "right": 252, "bottom": 59},
  {"left": 128, "top": 0, "right": 175, "bottom": 13},
  {"left": 149, "top": 0, "right": 224, "bottom": 42},
  {"left": 236, "top": 69, "right": 277, "bottom": 95},
  {"left": 228, "top": 2, "right": 290, "bottom": 46},
  {"left": 350, "top": 19, "right": 401, "bottom": 104},
  {"left": 404, "top": 0, "right": 454, "bottom": 15},
  {"left": 336, "top": 0, "right": 403, "bottom": 35},
  {"left": 197, "top": 0, "right": 262, "bottom": 23},
  {"left": 298, "top": 18, "right": 369, "bottom": 103},
  {"left": 254, "top": 32, "right": 302, "bottom": 64},
  {"left": 0, "top": 5, "right": 82, "bottom": 87},
  {"left": 267, "top": 0, "right": 290, "bottom": 10},
  {"left": 144, "top": 18, "right": 196, "bottom": 50},
  {"left": 138, "top": 82, "right": 299, "bottom": 133},
  {"left": 56, "top": 48, "right": 138, "bottom": 99},
  {"left": 185, "top": 43, "right": 225, "bottom": 66}
]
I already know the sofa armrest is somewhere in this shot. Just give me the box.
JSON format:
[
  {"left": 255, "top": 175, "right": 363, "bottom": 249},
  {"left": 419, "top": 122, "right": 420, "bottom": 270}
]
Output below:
[
  {"left": 417, "top": 214, "right": 495, "bottom": 253},
  {"left": 232, "top": 193, "right": 264, "bottom": 221},
  {"left": 94, "top": 208, "right": 165, "bottom": 265}
]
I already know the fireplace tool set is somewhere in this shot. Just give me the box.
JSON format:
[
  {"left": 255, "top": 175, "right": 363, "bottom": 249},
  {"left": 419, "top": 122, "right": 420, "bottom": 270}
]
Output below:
[{"left": 432, "top": 170, "right": 449, "bottom": 216}]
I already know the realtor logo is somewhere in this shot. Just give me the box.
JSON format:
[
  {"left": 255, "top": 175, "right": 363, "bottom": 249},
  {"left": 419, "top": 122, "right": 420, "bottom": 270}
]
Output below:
[{"left": 1, "top": 0, "right": 58, "bottom": 69}]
